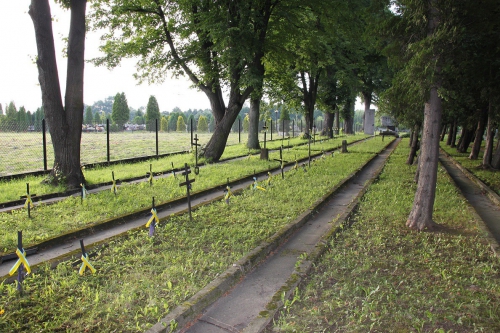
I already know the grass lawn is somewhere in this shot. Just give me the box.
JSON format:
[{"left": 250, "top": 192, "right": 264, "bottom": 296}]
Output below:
[{"left": 269, "top": 139, "right": 500, "bottom": 332}]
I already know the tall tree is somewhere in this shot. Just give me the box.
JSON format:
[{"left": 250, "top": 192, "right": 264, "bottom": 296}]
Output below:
[
  {"left": 29, "top": 0, "right": 86, "bottom": 188},
  {"left": 145, "top": 95, "right": 161, "bottom": 131},
  {"left": 197, "top": 115, "right": 208, "bottom": 132},
  {"left": 84, "top": 105, "right": 93, "bottom": 125},
  {"left": 176, "top": 115, "right": 186, "bottom": 132},
  {"left": 92, "top": 0, "right": 258, "bottom": 161},
  {"left": 112, "top": 92, "right": 129, "bottom": 129}
]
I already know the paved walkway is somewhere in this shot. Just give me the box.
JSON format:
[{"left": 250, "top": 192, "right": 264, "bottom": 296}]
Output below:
[
  {"left": 169, "top": 139, "right": 400, "bottom": 333},
  {"left": 439, "top": 151, "right": 500, "bottom": 253}
]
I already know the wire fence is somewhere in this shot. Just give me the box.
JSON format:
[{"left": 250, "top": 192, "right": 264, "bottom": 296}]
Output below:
[{"left": 0, "top": 119, "right": 247, "bottom": 177}]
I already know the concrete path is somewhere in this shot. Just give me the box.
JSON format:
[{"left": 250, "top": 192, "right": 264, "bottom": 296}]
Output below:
[
  {"left": 439, "top": 151, "right": 500, "bottom": 253},
  {"left": 179, "top": 139, "right": 400, "bottom": 333}
]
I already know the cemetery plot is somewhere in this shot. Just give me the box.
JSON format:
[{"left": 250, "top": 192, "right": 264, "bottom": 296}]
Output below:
[
  {"left": 0, "top": 137, "right": 392, "bottom": 333},
  {"left": 0, "top": 134, "right": 369, "bottom": 204}
]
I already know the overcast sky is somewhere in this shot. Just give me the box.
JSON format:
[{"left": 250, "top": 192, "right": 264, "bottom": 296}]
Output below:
[
  {"left": 1, "top": 1, "right": 366, "bottom": 114},
  {"left": 0, "top": 1, "right": 211, "bottom": 113}
]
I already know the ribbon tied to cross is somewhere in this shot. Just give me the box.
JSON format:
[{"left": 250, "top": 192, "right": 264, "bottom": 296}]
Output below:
[
  {"left": 146, "top": 208, "right": 159, "bottom": 228},
  {"left": 23, "top": 194, "right": 34, "bottom": 209},
  {"left": 79, "top": 253, "right": 96, "bottom": 275},
  {"left": 9, "top": 248, "right": 31, "bottom": 276}
]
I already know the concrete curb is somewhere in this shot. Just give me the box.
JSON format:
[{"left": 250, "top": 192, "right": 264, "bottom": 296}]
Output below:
[
  {"left": 439, "top": 148, "right": 500, "bottom": 207},
  {"left": 146, "top": 138, "right": 397, "bottom": 333},
  {"left": 439, "top": 151, "right": 500, "bottom": 257}
]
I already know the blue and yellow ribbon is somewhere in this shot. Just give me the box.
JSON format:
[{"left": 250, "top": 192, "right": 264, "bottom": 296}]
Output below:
[
  {"left": 224, "top": 186, "right": 232, "bottom": 200},
  {"left": 110, "top": 180, "right": 118, "bottom": 194},
  {"left": 79, "top": 253, "right": 96, "bottom": 275},
  {"left": 146, "top": 208, "right": 159, "bottom": 227},
  {"left": 80, "top": 183, "right": 88, "bottom": 199},
  {"left": 252, "top": 177, "right": 266, "bottom": 191},
  {"left": 9, "top": 248, "right": 31, "bottom": 276},
  {"left": 24, "top": 194, "right": 34, "bottom": 209}
]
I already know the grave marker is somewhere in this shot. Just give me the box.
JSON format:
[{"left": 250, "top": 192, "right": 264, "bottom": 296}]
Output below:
[
  {"left": 192, "top": 134, "right": 201, "bottom": 175},
  {"left": 78, "top": 239, "right": 96, "bottom": 276},
  {"left": 179, "top": 163, "right": 195, "bottom": 221},
  {"left": 110, "top": 171, "right": 119, "bottom": 195},
  {"left": 146, "top": 164, "right": 154, "bottom": 186},
  {"left": 9, "top": 231, "right": 31, "bottom": 294},
  {"left": 146, "top": 197, "right": 159, "bottom": 236},
  {"left": 20, "top": 183, "right": 36, "bottom": 218},
  {"left": 273, "top": 147, "right": 288, "bottom": 179},
  {"left": 260, "top": 122, "right": 269, "bottom": 160}
]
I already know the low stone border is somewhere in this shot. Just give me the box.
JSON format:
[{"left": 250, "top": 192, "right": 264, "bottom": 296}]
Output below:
[{"left": 439, "top": 148, "right": 500, "bottom": 207}]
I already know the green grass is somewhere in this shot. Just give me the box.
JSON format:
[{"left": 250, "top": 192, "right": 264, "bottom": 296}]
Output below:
[
  {"left": 268, "top": 139, "right": 500, "bottom": 333},
  {"left": 0, "top": 135, "right": 371, "bottom": 250},
  {"left": 440, "top": 141, "right": 500, "bottom": 196},
  {"left": 0, "top": 136, "right": 391, "bottom": 332},
  {"left": 0, "top": 134, "right": 367, "bottom": 203}
]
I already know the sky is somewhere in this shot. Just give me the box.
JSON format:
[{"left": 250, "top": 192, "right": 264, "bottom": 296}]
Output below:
[
  {"left": 0, "top": 1, "right": 366, "bottom": 114},
  {"left": 0, "top": 1, "right": 211, "bottom": 113}
]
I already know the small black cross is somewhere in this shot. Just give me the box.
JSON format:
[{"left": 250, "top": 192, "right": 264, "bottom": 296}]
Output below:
[{"left": 179, "top": 163, "right": 196, "bottom": 221}]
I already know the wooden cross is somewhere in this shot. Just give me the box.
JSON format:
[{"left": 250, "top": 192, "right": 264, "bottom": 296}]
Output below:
[
  {"left": 146, "top": 164, "right": 154, "bottom": 186},
  {"left": 179, "top": 163, "right": 195, "bottom": 221},
  {"left": 273, "top": 147, "right": 288, "bottom": 179},
  {"left": 262, "top": 122, "right": 268, "bottom": 149},
  {"left": 20, "top": 183, "right": 36, "bottom": 218},
  {"left": 192, "top": 134, "right": 201, "bottom": 175}
]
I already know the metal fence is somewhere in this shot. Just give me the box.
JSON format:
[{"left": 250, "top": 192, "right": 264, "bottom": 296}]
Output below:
[{"left": 0, "top": 119, "right": 241, "bottom": 177}]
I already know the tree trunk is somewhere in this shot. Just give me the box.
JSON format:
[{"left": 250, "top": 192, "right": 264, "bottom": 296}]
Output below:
[
  {"left": 450, "top": 121, "right": 458, "bottom": 147},
  {"left": 469, "top": 108, "right": 488, "bottom": 160},
  {"left": 301, "top": 71, "right": 320, "bottom": 136},
  {"left": 29, "top": 0, "right": 86, "bottom": 189},
  {"left": 334, "top": 110, "right": 340, "bottom": 135},
  {"left": 446, "top": 119, "right": 455, "bottom": 145},
  {"left": 483, "top": 101, "right": 495, "bottom": 167},
  {"left": 492, "top": 140, "right": 500, "bottom": 169},
  {"left": 343, "top": 97, "right": 355, "bottom": 134},
  {"left": 457, "top": 127, "right": 474, "bottom": 153},
  {"left": 406, "top": 1, "right": 441, "bottom": 231},
  {"left": 247, "top": 97, "right": 261, "bottom": 149},
  {"left": 440, "top": 123, "right": 447, "bottom": 141},
  {"left": 407, "top": 123, "right": 420, "bottom": 165},
  {"left": 324, "top": 111, "right": 334, "bottom": 138},
  {"left": 362, "top": 91, "right": 372, "bottom": 132}
]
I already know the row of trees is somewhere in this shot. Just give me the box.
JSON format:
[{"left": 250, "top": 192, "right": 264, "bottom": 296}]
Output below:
[
  {"left": 0, "top": 102, "right": 44, "bottom": 131},
  {"left": 27, "top": 0, "right": 498, "bottom": 229}
]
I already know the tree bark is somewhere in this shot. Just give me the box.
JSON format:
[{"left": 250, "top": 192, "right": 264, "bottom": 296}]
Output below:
[
  {"left": 457, "top": 127, "right": 474, "bottom": 153},
  {"left": 247, "top": 97, "right": 261, "bottom": 149},
  {"left": 407, "top": 123, "right": 420, "bottom": 165},
  {"left": 449, "top": 120, "right": 458, "bottom": 147},
  {"left": 334, "top": 110, "right": 340, "bottom": 135},
  {"left": 469, "top": 108, "right": 488, "bottom": 160},
  {"left": 301, "top": 71, "right": 320, "bottom": 135},
  {"left": 483, "top": 101, "right": 495, "bottom": 167},
  {"left": 446, "top": 119, "right": 455, "bottom": 145},
  {"left": 406, "top": 1, "right": 441, "bottom": 231},
  {"left": 29, "top": 0, "right": 86, "bottom": 189},
  {"left": 440, "top": 123, "right": 447, "bottom": 141},
  {"left": 324, "top": 111, "right": 334, "bottom": 138}
]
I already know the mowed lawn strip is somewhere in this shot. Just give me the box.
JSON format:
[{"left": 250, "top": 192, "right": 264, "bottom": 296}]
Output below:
[
  {"left": 0, "top": 137, "right": 391, "bottom": 332},
  {"left": 268, "top": 138, "right": 500, "bottom": 333}
]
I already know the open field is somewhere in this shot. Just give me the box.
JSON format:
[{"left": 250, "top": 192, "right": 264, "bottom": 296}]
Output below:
[{"left": 0, "top": 131, "right": 272, "bottom": 176}]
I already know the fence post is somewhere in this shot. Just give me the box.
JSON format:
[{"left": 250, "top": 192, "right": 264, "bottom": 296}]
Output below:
[
  {"left": 292, "top": 120, "right": 295, "bottom": 138},
  {"left": 155, "top": 118, "right": 159, "bottom": 159},
  {"left": 190, "top": 118, "right": 193, "bottom": 148},
  {"left": 106, "top": 119, "right": 110, "bottom": 163},
  {"left": 238, "top": 118, "right": 241, "bottom": 143},
  {"left": 42, "top": 119, "right": 48, "bottom": 171},
  {"left": 270, "top": 119, "right": 273, "bottom": 141}
]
